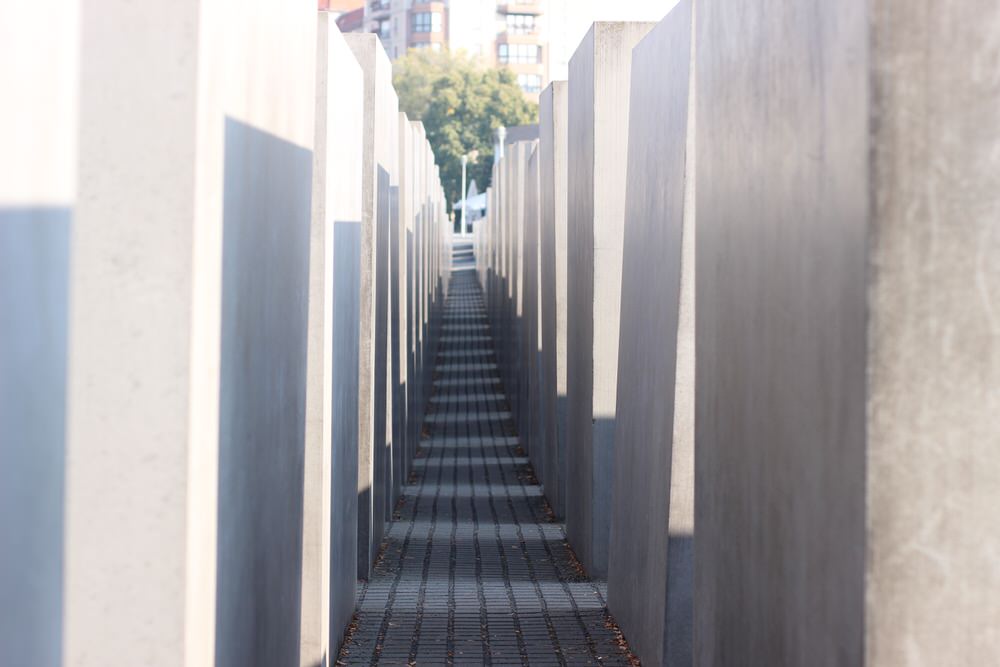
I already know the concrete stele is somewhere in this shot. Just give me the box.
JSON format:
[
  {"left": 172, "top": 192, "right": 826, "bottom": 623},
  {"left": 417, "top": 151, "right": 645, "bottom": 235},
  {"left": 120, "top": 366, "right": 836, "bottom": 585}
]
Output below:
[
  {"left": 345, "top": 32, "right": 398, "bottom": 579},
  {"left": 396, "top": 112, "right": 413, "bottom": 481},
  {"left": 0, "top": 2, "right": 77, "bottom": 664},
  {"left": 565, "top": 20, "right": 656, "bottom": 577},
  {"left": 523, "top": 141, "right": 545, "bottom": 481},
  {"left": 300, "top": 14, "right": 363, "bottom": 666},
  {"left": 695, "top": 0, "right": 1000, "bottom": 663},
  {"left": 64, "top": 0, "right": 318, "bottom": 665},
  {"left": 606, "top": 3, "right": 695, "bottom": 665},
  {"left": 538, "top": 81, "right": 569, "bottom": 519}
]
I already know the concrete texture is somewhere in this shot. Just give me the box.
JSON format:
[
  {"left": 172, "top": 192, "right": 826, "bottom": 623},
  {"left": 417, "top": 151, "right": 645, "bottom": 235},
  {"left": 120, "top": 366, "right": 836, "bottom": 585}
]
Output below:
[
  {"left": 63, "top": 1, "right": 317, "bottom": 665},
  {"left": 506, "top": 141, "right": 531, "bottom": 440},
  {"left": 395, "top": 113, "right": 412, "bottom": 494},
  {"left": 382, "top": 98, "right": 400, "bottom": 522},
  {"left": 411, "top": 121, "right": 426, "bottom": 459},
  {"left": 215, "top": 117, "right": 313, "bottom": 667},
  {"left": 695, "top": 1, "right": 867, "bottom": 661},
  {"left": 523, "top": 143, "right": 545, "bottom": 484},
  {"left": 512, "top": 143, "right": 527, "bottom": 448},
  {"left": 503, "top": 123, "right": 541, "bottom": 146},
  {"left": 410, "top": 121, "right": 427, "bottom": 460},
  {"left": 696, "top": 0, "right": 1000, "bottom": 663},
  {"left": 1, "top": 3, "right": 452, "bottom": 663},
  {"left": 565, "top": 21, "right": 655, "bottom": 578},
  {"left": 538, "top": 81, "right": 569, "bottom": 519},
  {"left": 607, "top": 4, "right": 694, "bottom": 665},
  {"left": 498, "top": 156, "right": 509, "bottom": 373},
  {"left": 346, "top": 33, "right": 399, "bottom": 579},
  {"left": 300, "top": 15, "right": 363, "bottom": 667},
  {"left": 865, "top": 2, "right": 1000, "bottom": 661},
  {"left": 405, "top": 123, "right": 418, "bottom": 469},
  {"left": 500, "top": 152, "right": 514, "bottom": 409},
  {"left": 0, "top": 3, "right": 77, "bottom": 664}
]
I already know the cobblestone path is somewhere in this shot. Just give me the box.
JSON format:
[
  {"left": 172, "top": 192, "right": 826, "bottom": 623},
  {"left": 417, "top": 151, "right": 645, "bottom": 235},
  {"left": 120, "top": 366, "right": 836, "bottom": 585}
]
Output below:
[{"left": 338, "top": 252, "right": 635, "bottom": 666}]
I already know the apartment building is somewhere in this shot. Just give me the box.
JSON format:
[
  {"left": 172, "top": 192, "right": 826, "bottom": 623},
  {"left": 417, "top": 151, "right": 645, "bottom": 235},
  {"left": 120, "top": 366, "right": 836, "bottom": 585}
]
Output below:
[
  {"left": 362, "top": 0, "right": 548, "bottom": 101},
  {"left": 492, "top": 1, "right": 546, "bottom": 98},
  {"left": 319, "top": 0, "right": 364, "bottom": 17}
]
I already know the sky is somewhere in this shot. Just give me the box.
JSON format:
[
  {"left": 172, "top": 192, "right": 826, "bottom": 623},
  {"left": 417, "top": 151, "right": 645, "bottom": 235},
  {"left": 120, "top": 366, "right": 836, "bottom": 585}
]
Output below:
[{"left": 546, "top": 0, "right": 682, "bottom": 80}]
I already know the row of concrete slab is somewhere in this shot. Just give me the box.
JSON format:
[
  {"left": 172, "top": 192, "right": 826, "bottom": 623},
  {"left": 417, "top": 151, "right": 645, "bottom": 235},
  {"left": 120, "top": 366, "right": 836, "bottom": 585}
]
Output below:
[
  {"left": 2, "top": 5, "right": 449, "bottom": 667},
  {"left": 477, "top": 2, "right": 1000, "bottom": 665}
]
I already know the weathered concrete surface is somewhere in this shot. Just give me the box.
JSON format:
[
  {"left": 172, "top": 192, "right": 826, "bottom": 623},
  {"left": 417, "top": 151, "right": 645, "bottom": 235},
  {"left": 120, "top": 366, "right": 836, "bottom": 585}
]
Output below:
[
  {"left": 538, "top": 81, "right": 569, "bottom": 519},
  {"left": 506, "top": 141, "right": 532, "bottom": 443},
  {"left": 696, "top": 1, "right": 1000, "bottom": 664},
  {"left": 565, "top": 21, "right": 655, "bottom": 577},
  {"left": 499, "top": 154, "right": 510, "bottom": 375},
  {"left": 514, "top": 142, "right": 530, "bottom": 450},
  {"left": 300, "top": 15, "right": 362, "bottom": 666},
  {"left": 375, "top": 153, "right": 393, "bottom": 528},
  {"left": 607, "top": 3, "right": 694, "bottom": 665},
  {"left": 395, "top": 113, "right": 412, "bottom": 492},
  {"left": 62, "top": 1, "right": 317, "bottom": 665},
  {"left": 865, "top": 2, "right": 1000, "bottom": 662},
  {"left": 523, "top": 143, "right": 545, "bottom": 484},
  {"left": 346, "top": 33, "right": 398, "bottom": 579},
  {"left": 0, "top": 3, "right": 76, "bottom": 664},
  {"left": 409, "top": 121, "right": 426, "bottom": 461},
  {"left": 695, "top": 1, "right": 867, "bottom": 661},
  {"left": 215, "top": 119, "right": 313, "bottom": 667},
  {"left": 406, "top": 122, "right": 419, "bottom": 468},
  {"left": 500, "top": 151, "right": 514, "bottom": 414}
]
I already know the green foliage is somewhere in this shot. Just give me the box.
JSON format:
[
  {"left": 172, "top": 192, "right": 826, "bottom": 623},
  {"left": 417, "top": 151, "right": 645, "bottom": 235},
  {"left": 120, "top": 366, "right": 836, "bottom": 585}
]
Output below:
[{"left": 394, "top": 49, "right": 537, "bottom": 215}]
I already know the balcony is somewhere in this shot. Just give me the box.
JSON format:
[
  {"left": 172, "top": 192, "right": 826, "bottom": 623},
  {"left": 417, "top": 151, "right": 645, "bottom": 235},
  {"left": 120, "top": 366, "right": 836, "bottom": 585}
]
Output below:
[
  {"left": 497, "top": 2, "right": 543, "bottom": 16},
  {"left": 368, "top": 0, "right": 391, "bottom": 18}
]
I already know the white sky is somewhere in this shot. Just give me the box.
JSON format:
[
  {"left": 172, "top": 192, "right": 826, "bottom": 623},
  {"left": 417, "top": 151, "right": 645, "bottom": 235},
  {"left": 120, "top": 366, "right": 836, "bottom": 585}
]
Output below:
[{"left": 545, "top": 0, "right": 682, "bottom": 81}]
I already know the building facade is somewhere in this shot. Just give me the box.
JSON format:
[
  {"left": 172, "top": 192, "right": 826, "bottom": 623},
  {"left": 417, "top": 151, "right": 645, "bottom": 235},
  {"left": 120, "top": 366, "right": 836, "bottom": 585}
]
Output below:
[{"left": 361, "top": 0, "right": 549, "bottom": 101}]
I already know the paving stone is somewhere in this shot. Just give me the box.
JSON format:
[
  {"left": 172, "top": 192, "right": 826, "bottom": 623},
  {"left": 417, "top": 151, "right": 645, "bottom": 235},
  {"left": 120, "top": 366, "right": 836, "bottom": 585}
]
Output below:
[{"left": 339, "top": 263, "right": 633, "bottom": 666}]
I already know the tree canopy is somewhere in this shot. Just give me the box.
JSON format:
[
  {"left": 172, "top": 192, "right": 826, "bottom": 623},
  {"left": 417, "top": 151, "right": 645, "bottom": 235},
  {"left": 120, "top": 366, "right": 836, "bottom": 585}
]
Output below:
[{"left": 393, "top": 49, "right": 537, "bottom": 221}]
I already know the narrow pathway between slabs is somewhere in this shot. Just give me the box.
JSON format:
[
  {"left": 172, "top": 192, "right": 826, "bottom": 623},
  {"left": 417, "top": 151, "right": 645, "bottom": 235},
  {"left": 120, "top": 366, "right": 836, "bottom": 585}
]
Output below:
[{"left": 338, "top": 244, "right": 635, "bottom": 666}]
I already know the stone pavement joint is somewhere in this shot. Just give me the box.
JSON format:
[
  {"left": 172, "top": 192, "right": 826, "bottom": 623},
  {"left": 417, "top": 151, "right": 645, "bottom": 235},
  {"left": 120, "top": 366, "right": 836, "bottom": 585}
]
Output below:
[{"left": 338, "top": 265, "right": 636, "bottom": 666}]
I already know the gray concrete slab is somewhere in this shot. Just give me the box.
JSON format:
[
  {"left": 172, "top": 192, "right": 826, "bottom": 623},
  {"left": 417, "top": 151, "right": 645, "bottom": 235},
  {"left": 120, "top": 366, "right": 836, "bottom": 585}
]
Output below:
[
  {"left": 695, "top": 1, "right": 867, "bottom": 662},
  {"left": 407, "top": 123, "right": 423, "bottom": 466},
  {"left": 409, "top": 122, "right": 428, "bottom": 462},
  {"left": 345, "top": 33, "right": 398, "bottom": 579},
  {"left": 0, "top": 5, "right": 76, "bottom": 664},
  {"left": 523, "top": 143, "right": 545, "bottom": 486},
  {"left": 565, "top": 21, "right": 655, "bottom": 578},
  {"left": 64, "top": 3, "right": 318, "bottom": 665},
  {"left": 300, "top": 15, "right": 363, "bottom": 665},
  {"left": 695, "top": 0, "right": 1000, "bottom": 663},
  {"left": 505, "top": 141, "right": 533, "bottom": 443},
  {"left": 606, "top": 4, "right": 694, "bottom": 666},
  {"left": 393, "top": 112, "right": 411, "bottom": 511},
  {"left": 538, "top": 81, "right": 569, "bottom": 519}
]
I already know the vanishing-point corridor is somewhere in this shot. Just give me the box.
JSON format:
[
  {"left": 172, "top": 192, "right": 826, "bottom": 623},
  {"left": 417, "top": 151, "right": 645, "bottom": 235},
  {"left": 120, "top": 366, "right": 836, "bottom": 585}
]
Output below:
[{"left": 339, "top": 246, "right": 633, "bottom": 666}]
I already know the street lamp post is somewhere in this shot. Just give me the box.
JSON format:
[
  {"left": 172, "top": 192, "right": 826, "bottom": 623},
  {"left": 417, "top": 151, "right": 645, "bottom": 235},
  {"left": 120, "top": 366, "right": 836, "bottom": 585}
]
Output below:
[{"left": 461, "top": 154, "right": 468, "bottom": 235}]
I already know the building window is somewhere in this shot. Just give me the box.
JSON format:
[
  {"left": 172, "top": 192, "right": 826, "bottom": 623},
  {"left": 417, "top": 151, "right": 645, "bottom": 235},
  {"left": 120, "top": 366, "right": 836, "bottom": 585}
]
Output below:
[
  {"left": 498, "top": 43, "right": 541, "bottom": 65},
  {"left": 411, "top": 42, "right": 442, "bottom": 52},
  {"left": 506, "top": 13, "right": 535, "bottom": 35},
  {"left": 412, "top": 11, "right": 442, "bottom": 33},
  {"left": 517, "top": 73, "right": 542, "bottom": 94},
  {"left": 377, "top": 19, "right": 391, "bottom": 39}
]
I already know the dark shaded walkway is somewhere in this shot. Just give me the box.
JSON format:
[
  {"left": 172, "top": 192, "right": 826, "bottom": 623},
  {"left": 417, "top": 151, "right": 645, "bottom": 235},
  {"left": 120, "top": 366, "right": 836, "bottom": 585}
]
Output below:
[{"left": 338, "top": 245, "right": 634, "bottom": 666}]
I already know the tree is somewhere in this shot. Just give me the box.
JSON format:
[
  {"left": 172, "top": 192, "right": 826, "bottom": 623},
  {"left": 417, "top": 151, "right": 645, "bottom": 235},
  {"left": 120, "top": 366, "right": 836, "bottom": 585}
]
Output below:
[{"left": 393, "top": 49, "right": 537, "bottom": 219}]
